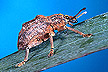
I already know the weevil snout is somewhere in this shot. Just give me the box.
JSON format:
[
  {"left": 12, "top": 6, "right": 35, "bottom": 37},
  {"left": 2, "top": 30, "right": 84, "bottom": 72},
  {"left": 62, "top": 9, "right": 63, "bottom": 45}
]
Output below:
[{"left": 69, "top": 17, "right": 78, "bottom": 23}]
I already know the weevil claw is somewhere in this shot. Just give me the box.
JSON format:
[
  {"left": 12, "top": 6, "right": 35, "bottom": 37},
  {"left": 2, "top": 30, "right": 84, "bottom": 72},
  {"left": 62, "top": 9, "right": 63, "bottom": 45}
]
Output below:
[
  {"left": 48, "top": 53, "right": 53, "bottom": 58},
  {"left": 15, "top": 61, "right": 25, "bottom": 67},
  {"left": 83, "top": 34, "right": 93, "bottom": 37},
  {"left": 48, "top": 50, "right": 54, "bottom": 58}
]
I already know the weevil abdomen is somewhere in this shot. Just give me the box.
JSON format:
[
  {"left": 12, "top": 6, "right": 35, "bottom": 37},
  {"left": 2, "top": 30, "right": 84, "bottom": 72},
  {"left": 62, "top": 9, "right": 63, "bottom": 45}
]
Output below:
[{"left": 18, "top": 16, "right": 51, "bottom": 50}]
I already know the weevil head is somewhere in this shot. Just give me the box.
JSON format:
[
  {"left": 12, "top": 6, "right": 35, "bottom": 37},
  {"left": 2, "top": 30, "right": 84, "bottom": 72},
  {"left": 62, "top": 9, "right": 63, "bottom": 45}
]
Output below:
[
  {"left": 64, "top": 8, "right": 87, "bottom": 23},
  {"left": 64, "top": 15, "right": 78, "bottom": 23}
]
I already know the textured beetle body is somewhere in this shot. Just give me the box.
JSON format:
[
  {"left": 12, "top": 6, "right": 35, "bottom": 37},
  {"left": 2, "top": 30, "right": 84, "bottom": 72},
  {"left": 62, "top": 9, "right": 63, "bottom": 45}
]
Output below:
[
  {"left": 15, "top": 8, "right": 93, "bottom": 67},
  {"left": 18, "top": 14, "right": 67, "bottom": 50}
]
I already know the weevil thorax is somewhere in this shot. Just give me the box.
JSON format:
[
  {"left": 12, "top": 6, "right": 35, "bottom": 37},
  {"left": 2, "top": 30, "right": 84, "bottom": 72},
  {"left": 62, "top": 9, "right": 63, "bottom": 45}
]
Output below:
[
  {"left": 49, "top": 14, "right": 70, "bottom": 31},
  {"left": 17, "top": 15, "right": 51, "bottom": 50}
]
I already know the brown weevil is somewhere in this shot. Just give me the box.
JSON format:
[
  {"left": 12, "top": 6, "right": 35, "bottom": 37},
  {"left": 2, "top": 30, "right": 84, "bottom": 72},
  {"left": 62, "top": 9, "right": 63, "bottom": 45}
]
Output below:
[{"left": 15, "top": 8, "right": 92, "bottom": 67}]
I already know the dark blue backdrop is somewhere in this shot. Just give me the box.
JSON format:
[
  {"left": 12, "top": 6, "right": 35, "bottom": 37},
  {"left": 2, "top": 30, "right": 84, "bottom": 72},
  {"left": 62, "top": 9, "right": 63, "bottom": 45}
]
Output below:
[{"left": 0, "top": 0, "right": 108, "bottom": 72}]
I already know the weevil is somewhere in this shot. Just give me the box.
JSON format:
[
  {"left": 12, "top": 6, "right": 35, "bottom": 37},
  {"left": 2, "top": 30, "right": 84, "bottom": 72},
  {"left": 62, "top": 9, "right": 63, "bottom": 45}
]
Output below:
[{"left": 15, "top": 8, "right": 92, "bottom": 67}]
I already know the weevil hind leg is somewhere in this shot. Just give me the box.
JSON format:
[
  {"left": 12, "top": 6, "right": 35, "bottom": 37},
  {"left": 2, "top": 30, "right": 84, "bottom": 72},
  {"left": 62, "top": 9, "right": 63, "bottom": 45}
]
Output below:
[
  {"left": 15, "top": 47, "right": 29, "bottom": 67},
  {"left": 66, "top": 26, "right": 92, "bottom": 37},
  {"left": 48, "top": 33, "right": 55, "bottom": 58}
]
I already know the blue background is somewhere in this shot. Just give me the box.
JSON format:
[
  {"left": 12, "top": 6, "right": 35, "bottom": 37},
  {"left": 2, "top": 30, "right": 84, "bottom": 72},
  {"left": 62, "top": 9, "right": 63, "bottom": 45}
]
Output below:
[{"left": 0, "top": 0, "right": 108, "bottom": 72}]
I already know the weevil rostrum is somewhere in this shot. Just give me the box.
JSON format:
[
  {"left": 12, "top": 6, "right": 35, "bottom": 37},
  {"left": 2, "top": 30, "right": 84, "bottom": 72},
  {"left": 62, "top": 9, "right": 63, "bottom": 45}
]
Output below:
[{"left": 15, "top": 8, "right": 92, "bottom": 67}]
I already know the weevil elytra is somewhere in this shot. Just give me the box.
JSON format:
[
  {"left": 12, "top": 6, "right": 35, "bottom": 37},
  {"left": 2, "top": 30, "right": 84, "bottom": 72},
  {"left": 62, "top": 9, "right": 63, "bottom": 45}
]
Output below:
[{"left": 15, "top": 8, "right": 92, "bottom": 67}]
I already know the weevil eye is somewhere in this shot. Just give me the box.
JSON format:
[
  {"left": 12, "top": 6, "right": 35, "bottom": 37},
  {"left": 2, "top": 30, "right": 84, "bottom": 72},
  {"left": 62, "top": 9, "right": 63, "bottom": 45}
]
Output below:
[
  {"left": 37, "top": 38, "right": 40, "bottom": 41},
  {"left": 65, "top": 15, "right": 69, "bottom": 19},
  {"left": 66, "top": 16, "right": 69, "bottom": 19}
]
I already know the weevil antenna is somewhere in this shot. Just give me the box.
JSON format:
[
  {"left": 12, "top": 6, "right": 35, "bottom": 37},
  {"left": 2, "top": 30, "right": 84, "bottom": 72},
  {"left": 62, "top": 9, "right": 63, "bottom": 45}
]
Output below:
[
  {"left": 73, "top": 8, "right": 86, "bottom": 18},
  {"left": 76, "top": 11, "right": 87, "bottom": 19}
]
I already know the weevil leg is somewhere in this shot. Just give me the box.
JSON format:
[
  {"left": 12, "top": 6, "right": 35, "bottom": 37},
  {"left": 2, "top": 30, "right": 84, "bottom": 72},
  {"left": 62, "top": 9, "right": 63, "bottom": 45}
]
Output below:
[
  {"left": 48, "top": 33, "right": 54, "bottom": 58},
  {"left": 15, "top": 47, "right": 29, "bottom": 67},
  {"left": 68, "top": 22, "right": 73, "bottom": 26},
  {"left": 66, "top": 26, "right": 92, "bottom": 37}
]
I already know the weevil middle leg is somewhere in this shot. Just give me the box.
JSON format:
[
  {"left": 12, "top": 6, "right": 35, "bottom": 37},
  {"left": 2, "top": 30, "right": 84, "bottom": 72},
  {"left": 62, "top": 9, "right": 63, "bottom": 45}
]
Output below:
[{"left": 48, "top": 32, "right": 55, "bottom": 57}]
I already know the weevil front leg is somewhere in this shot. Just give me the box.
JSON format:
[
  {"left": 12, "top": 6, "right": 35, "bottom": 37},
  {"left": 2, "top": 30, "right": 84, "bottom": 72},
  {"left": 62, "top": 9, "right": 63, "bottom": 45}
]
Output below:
[
  {"left": 66, "top": 26, "right": 92, "bottom": 37},
  {"left": 48, "top": 33, "right": 54, "bottom": 57},
  {"left": 15, "top": 48, "right": 29, "bottom": 67},
  {"left": 68, "top": 22, "right": 73, "bottom": 26}
]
